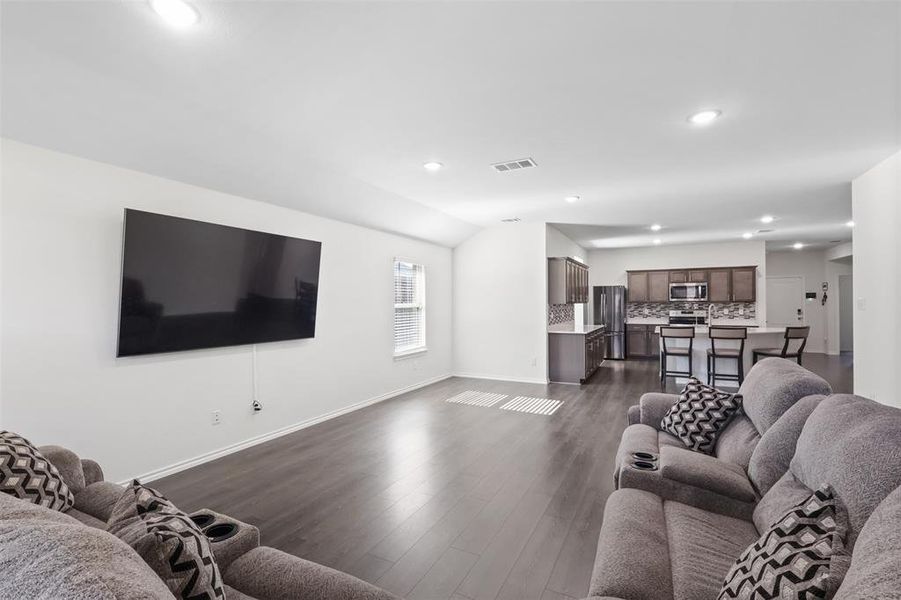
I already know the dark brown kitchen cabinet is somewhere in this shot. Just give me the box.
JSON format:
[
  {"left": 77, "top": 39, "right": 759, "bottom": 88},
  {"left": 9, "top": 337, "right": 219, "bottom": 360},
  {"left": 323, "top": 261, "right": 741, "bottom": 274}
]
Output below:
[
  {"left": 548, "top": 327, "right": 605, "bottom": 383},
  {"left": 627, "top": 271, "right": 649, "bottom": 302},
  {"left": 648, "top": 271, "right": 669, "bottom": 302},
  {"left": 689, "top": 270, "right": 709, "bottom": 283},
  {"left": 708, "top": 269, "right": 732, "bottom": 303},
  {"left": 626, "top": 324, "right": 660, "bottom": 358},
  {"left": 669, "top": 271, "right": 688, "bottom": 283},
  {"left": 548, "top": 257, "right": 589, "bottom": 304},
  {"left": 731, "top": 267, "right": 756, "bottom": 302}
]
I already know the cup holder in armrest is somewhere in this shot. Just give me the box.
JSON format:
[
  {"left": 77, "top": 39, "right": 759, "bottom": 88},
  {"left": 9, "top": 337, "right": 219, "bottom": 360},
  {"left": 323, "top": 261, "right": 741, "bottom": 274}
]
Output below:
[
  {"left": 631, "top": 452, "right": 658, "bottom": 461},
  {"left": 190, "top": 513, "right": 215, "bottom": 529},
  {"left": 204, "top": 523, "right": 239, "bottom": 543},
  {"left": 631, "top": 460, "right": 658, "bottom": 471}
]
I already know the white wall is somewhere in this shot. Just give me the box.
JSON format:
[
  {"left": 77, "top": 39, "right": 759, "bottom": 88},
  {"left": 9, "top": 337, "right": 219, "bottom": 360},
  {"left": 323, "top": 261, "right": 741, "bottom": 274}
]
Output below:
[
  {"left": 546, "top": 224, "right": 587, "bottom": 262},
  {"left": 765, "top": 250, "right": 853, "bottom": 355},
  {"left": 852, "top": 149, "right": 900, "bottom": 406},
  {"left": 453, "top": 222, "right": 548, "bottom": 383},
  {"left": 0, "top": 140, "right": 453, "bottom": 482},
  {"left": 586, "top": 240, "right": 768, "bottom": 322}
]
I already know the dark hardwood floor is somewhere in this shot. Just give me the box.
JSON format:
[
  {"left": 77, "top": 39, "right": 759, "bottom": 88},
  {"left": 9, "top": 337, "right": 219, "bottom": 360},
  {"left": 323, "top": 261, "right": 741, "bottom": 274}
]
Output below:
[{"left": 154, "top": 353, "right": 852, "bottom": 600}]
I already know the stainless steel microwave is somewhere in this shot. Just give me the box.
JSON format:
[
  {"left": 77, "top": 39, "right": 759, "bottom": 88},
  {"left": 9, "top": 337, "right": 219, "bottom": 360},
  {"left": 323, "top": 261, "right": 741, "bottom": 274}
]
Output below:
[{"left": 669, "top": 282, "right": 708, "bottom": 301}]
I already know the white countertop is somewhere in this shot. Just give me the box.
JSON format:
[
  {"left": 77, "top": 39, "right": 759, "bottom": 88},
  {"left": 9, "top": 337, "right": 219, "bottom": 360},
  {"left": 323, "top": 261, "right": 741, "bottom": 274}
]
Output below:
[
  {"left": 653, "top": 325, "right": 785, "bottom": 335},
  {"left": 625, "top": 318, "right": 667, "bottom": 325},
  {"left": 627, "top": 318, "right": 760, "bottom": 327},
  {"left": 548, "top": 323, "right": 605, "bottom": 335}
]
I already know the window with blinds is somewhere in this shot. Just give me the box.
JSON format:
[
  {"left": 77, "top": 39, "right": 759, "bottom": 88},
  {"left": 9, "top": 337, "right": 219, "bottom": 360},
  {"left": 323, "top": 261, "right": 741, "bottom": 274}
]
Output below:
[{"left": 394, "top": 259, "right": 426, "bottom": 355}]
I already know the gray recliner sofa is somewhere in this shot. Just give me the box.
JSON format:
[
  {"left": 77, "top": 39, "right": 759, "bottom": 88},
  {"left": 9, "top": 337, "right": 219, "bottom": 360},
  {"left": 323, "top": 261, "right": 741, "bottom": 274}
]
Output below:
[
  {"left": 615, "top": 357, "right": 832, "bottom": 519},
  {"left": 588, "top": 393, "right": 901, "bottom": 600},
  {"left": 0, "top": 445, "right": 399, "bottom": 600}
]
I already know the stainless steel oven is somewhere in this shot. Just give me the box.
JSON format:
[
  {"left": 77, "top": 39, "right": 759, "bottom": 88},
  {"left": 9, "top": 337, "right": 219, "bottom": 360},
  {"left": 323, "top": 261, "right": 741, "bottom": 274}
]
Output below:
[{"left": 669, "top": 282, "right": 708, "bottom": 302}]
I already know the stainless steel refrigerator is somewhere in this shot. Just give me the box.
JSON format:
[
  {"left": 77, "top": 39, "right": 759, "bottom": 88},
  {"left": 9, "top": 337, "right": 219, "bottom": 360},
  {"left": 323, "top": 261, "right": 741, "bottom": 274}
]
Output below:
[{"left": 593, "top": 286, "right": 626, "bottom": 359}]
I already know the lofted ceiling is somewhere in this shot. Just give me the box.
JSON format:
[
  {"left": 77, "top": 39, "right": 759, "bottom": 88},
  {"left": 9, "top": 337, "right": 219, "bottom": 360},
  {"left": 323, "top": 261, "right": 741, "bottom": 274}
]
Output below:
[{"left": 2, "top": 1, "right": 899, "bottom": 248}]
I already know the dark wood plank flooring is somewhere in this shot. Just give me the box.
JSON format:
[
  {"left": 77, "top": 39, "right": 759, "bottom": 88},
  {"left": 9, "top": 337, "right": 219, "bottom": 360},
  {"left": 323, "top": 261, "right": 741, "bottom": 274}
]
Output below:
[{"left": 154, "top": 353, "right": 851, "bottom": 600}]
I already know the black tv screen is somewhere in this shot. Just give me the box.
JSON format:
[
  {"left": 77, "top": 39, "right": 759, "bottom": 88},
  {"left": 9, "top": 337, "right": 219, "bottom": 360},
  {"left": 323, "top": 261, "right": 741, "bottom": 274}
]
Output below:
[{"left": 117, "top": 209, "right": 321, "bottom": 357}]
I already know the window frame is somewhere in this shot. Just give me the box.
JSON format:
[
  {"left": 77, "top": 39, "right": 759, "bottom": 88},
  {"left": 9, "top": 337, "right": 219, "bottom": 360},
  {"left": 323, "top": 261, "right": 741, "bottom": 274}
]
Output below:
[{"left": 393, "top": 258, "right": 427, "bottom": 358}]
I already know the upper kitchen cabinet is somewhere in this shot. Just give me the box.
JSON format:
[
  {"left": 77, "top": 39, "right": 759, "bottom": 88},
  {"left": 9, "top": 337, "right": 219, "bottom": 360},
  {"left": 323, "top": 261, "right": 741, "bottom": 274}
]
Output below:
[
  {"left": 647, "top": 271, "right": 669, "bottom": 302},
  {"left": 627, "top": 271, "right": 649, "bottom": 302},
  {"left": 731, "top": 267, "right": 756, "bottom": 302},
  {"left": 708, "top": 269, "right": 732, "bottom": 302},
  {"left": 669, "top": 271, "right": 687, "bottom": 283},
  {"left": 548, "top": 257, "right": 589, "bottom": 304},
  {"left": 689, "top": 270, "right": 709, "bottom": 283}
]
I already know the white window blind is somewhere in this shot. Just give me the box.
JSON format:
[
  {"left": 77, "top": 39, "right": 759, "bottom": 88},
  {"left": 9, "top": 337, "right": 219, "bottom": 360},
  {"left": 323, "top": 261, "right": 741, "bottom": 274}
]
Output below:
[{"left": 394, "top": 259, "right": 426, "bottom": 355}]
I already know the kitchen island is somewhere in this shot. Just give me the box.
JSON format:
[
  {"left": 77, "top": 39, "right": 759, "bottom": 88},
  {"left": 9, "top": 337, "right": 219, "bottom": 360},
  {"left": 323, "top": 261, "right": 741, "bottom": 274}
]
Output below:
[
  {"left": 653, "top": 325, "right": 786, "bottom": 388},
  {"left": 548, "top": 323, "right": 606, "bottom": 384}
]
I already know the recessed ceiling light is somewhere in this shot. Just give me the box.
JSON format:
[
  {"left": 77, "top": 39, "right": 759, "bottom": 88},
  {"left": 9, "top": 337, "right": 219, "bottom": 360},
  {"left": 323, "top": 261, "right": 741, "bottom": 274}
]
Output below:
[
  {"left": 742, "top": 232, "right": 753, "bottom": 239},
  {"left": 846, "top": 220, "right": 855, "bottom": 228},
  {"left": 650, "top": 224, "right": 662, "bottom": 232},
  {"left": 564, "top": 196, "right": 580, "bottom": 203},
  {"left": 760, "top": 215, "right": 775, "bottom": 224},
  {"left": 653, "top": 238, "right": 662, "bottom": 245},
  {"left": 423, "top": 161, "right": 443, "bottom": 171},
  {"left": 793, "top": 242, "right": 804, "bottom": 250},
  {"left": 150, "top": 0, "right": 199, "bottom": 27},
  {"left": 688, "top": 109, "right": 722, "bottom": 126}
]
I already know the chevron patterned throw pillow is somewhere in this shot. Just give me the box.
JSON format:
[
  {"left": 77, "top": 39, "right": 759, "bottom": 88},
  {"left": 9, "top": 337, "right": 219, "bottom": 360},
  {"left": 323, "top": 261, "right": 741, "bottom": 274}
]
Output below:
[
  {"left": 660, "top": 377, "right": 742, "bottom": 454},
  {"left": 718, "top": 485, "right": 850, "bottom": 600},
  {"left": 107, "top": 480, "right": 225, "bottom": 600},
  {"left": 0, "top": 430, "right": 74, "bottom": 511}
]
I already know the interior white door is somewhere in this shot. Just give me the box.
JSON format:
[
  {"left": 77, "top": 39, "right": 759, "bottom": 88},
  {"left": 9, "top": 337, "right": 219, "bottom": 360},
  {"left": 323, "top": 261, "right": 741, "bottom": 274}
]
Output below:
[{"left": 766, "top": 276, "right": 805, "bottom": 326}]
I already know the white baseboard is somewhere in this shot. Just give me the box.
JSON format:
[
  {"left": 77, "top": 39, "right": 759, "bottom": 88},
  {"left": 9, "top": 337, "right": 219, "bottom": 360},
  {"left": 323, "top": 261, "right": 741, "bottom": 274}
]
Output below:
[
  {"left": 124, "top": 373, "right": 452, "bottom": 485},
  {"left": 452, "top": 372, "right": 549, "bottom": 385}
]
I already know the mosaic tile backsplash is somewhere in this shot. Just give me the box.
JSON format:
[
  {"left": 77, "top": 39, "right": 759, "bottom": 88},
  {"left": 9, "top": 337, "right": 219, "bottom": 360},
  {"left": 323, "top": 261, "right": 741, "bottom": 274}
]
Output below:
[
  {"left": 627, "top": 302, "right": 756, "bottom": 320},
  {"left": 548, "top": 304, "right": 575, "bottom": 325}
]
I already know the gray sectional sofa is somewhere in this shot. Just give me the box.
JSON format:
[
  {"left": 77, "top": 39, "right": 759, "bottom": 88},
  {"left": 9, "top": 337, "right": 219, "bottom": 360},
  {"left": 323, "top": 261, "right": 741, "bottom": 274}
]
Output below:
[
  {"left": 615, "top": 358, "right": 832, "bottom": 519},
  {"left": 0, "top": 445, "right": 399, "bottom": 600},
  {"left": 591, "top": 360, "right": 901, "bottom": 600}
]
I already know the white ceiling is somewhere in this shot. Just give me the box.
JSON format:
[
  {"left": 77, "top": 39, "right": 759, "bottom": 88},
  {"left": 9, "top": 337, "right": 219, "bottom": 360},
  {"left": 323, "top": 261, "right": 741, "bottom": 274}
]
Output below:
[{"left": 2, "top": 1, "right": 899, "bottom": 248}]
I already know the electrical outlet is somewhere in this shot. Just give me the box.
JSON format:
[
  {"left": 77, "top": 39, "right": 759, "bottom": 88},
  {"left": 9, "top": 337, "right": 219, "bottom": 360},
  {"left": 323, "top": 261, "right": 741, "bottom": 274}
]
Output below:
[
  {"left": 723, "top": 308, "right": 730, "bottom": 315},
  {"left": 211, "top": 410, "right": 222, "bottom": 426},
  {"left": 738, "top": 307, "right": 744, "bottom": 316}
]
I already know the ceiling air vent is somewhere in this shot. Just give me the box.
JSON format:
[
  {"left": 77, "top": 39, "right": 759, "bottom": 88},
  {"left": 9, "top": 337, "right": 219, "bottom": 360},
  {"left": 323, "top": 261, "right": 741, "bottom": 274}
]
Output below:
[
  {"left": 492, "top": 158, "right": 537, "bottom": 172},
  {"left": 501, "top": 217, "right": 521, "bottom": 223}
]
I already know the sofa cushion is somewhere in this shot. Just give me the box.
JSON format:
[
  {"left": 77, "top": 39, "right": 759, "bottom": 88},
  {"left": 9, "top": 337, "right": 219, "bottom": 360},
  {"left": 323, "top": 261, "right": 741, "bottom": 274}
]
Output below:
[
  {"left": 0, "top": 430, "right": 75, "bottom": 511},
  {"left": 753, "top": 472, "right": 813, "bottom": 534},
  {"left": 789, "top": 394, "right": 901, "bottom": 548},
  {"left": 0, "top": 517, "right": 175, "bottom": 599},
  {"left": 37, "top": 445, "right": 87, "bottom": 494},
  {"left": 737, "top": 358, "right": 831, "bottom": 435},
  {"left": 661, "top": 378, "right": 743, "bottom": 454},
  {"left": 718, "top": 485, "right": 851, "bottom": 600},
  {"left": 664, "top": 500, "right": 760, "bottom": 600},
  {"left": 713, "top": 414, "right": 760, "bottom": 470},
  {"left": 834, "top": 484, "right": 901, "bottom": 599},
  {"left": 68, "top": 507, "right": 108, "bottom": 529},
  {"left": 76, "top": 480, "right": 126, "bottom": 521},
  {"left": 107, "top": 481, "right": 225, "bottom": 600},
  {"left": 748, "top": 395, "right": 824, "bottom": 496}
]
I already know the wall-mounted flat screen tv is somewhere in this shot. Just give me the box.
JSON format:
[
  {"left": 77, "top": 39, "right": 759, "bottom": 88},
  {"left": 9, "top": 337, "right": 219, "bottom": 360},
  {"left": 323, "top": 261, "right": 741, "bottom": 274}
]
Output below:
[{"left": 117, "top": 209, "right": 321, "bottom": 357}]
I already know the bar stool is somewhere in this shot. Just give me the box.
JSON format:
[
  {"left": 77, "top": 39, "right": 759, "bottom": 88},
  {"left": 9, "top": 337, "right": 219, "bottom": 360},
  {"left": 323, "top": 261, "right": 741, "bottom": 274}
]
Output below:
[
  {"left": 660, "top": 326, "right": 695, "bottom": 385},
  {"left": 707, "top": 326, "right": 748, "bottom": 386},
  {"left": 752, "top": 326, "right": 810, "bottom": 366}
]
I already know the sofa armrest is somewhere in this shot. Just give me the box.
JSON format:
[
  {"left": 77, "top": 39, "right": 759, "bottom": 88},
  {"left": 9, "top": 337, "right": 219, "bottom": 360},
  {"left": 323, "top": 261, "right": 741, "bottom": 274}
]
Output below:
[
  {"left": 627, "top": 405, "right": 641, "bottom": 426},
  {"left": 637, "top": 393, "right": 680, "bottom": 427},
  {"left": 74, "top": 481, "right": 124, "bottom": 522},
  {"left": 659, "top": 446, "right": 757, "bottom": 503},
  {"left": 225, "top": 546, "right": 400, "bottom": 600},
  {"left": 37, "top": 445, "right": 87, "bottom": 493},
  {"left": 81, "top": 459, "right": 104, "bottom": 486}
]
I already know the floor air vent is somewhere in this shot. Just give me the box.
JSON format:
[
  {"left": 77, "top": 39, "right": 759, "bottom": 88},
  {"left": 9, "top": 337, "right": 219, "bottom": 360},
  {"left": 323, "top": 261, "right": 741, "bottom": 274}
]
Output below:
[{"left": 491, "top": 158, "right": 537, "bottom": 172}]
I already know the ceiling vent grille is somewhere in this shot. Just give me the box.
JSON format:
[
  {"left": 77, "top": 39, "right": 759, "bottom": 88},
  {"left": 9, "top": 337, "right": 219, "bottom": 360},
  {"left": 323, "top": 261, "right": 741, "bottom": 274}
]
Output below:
[
  {"left": 501, "top": 217, "right": 521, "bottom": 223},
  {"left": 492, "top": 158, "right": 537, "bottom": 172}
]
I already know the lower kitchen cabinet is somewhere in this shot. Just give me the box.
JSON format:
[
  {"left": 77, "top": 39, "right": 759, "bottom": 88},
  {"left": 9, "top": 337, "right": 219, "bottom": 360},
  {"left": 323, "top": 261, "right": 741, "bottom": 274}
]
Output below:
[
  {"left": 626, "top": 324, "right": 660, "bottom": 359},
  {"left": 548, "top": 327, "right": 605, "bottom": 384}
]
